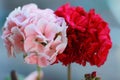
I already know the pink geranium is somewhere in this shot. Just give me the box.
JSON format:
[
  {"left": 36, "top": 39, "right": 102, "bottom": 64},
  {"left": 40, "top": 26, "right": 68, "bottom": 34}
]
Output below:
[
  {"left": 24, "top": 10, "right": 68, "bottom": 67},
  {"left": 2, "top": 3, "right": 68, "bottom": 67}
]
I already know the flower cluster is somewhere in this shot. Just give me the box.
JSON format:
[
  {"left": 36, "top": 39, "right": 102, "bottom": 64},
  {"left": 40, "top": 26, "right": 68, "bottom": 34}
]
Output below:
[
  {"left": 2, "top": 3, "right": 112, "bottom": 68},
  {"left": 55, "top": 3, "right": 112, "bottom": 67},
  {"left": 1, "top": 4, "right": 68, "bottom": 67}
]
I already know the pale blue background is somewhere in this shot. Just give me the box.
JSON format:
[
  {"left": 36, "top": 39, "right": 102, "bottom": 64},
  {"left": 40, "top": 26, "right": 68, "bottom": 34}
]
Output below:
[{"left": 0, "top": 0, "right": 120, "bottom": 80}]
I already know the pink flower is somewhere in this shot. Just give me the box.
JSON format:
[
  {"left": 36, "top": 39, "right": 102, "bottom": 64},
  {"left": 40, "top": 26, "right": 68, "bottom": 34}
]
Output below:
[
  {"left": 24, "top": 14, "right": 68, "bottom": 67},
  {"left": 2, "top": 3, "right": 68, "bottom": 67}
]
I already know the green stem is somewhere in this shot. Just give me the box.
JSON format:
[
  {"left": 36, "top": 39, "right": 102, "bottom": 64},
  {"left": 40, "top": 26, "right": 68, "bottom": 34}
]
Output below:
[
  {"left": 37, "top": 65, "right": 41, "bottom": 80},
  {"left": 68, "top": 64, "right": 71, "bottom": 80}
]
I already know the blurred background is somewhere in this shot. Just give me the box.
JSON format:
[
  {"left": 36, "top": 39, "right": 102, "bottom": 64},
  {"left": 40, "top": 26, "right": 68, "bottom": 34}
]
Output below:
[{"left": 0, "top": 0, "right": 120, "bottom": 80}]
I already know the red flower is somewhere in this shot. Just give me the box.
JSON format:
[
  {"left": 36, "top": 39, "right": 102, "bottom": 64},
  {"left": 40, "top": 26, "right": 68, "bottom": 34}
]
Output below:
[
  {"left": 91, "top": 71, "right": 96, "bottom": 78},
  {"left": 55, "top": 3, "right": 112, "bottom": 67}
]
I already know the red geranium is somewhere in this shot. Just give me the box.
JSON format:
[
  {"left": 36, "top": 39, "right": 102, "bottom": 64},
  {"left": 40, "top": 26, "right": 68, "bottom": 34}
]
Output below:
[{"left": 55, "top": 3, "right": 112, "bottom": 67}]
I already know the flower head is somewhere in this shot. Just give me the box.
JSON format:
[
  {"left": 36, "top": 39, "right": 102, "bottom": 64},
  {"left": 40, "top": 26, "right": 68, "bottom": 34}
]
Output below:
[
  {"left": 55, "top": 3, "right": 112, "bottom": 67},
  {"left": 2, "top": 3, "right": 68, "bottom": 67}
]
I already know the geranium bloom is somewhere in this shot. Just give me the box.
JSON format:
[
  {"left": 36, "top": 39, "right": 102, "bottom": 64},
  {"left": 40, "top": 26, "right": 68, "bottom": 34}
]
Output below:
[
  {"left": 24, "top": 17, "right": 67, "bottom": 67},
  {"left": 55, "top": 3, "right": 112, "bottom": 67},
  {"left": 2, "top": 3, "right": 68, "bottom": 67}
]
